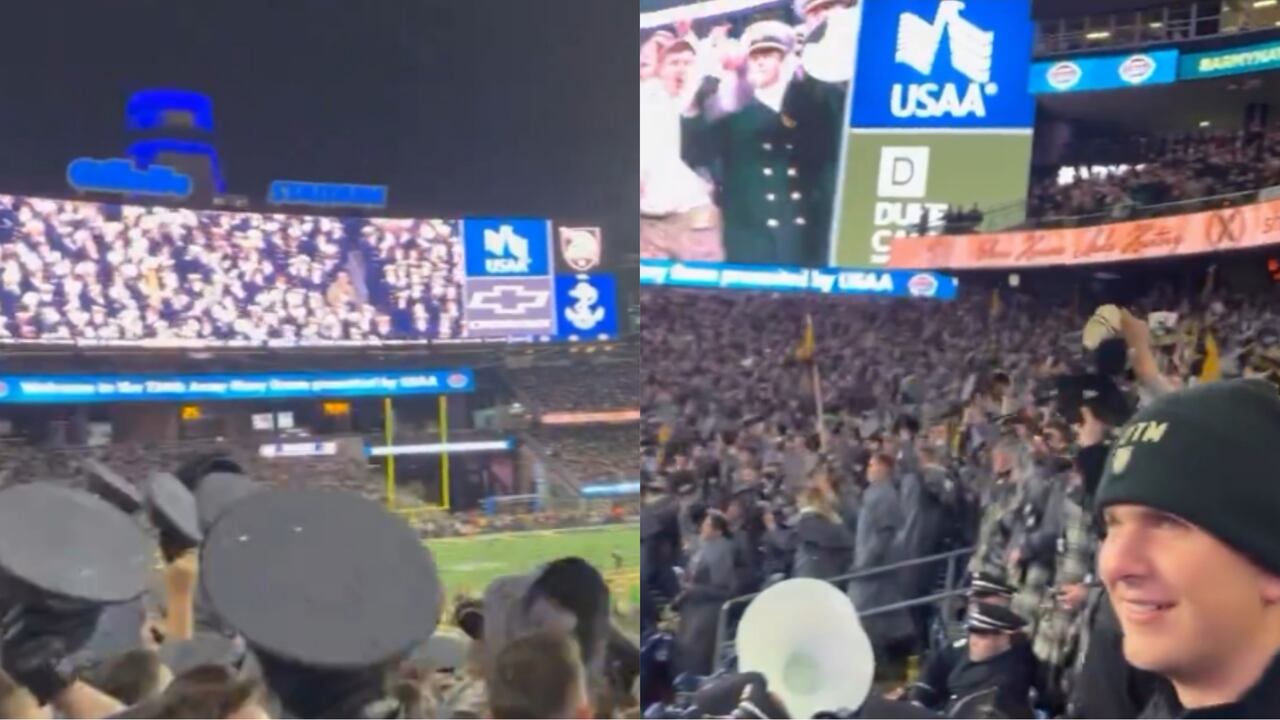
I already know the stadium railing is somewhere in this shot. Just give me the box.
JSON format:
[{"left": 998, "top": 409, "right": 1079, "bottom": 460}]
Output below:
[{"left": 711, "top": 547, "right": 973, "bottom": 669}]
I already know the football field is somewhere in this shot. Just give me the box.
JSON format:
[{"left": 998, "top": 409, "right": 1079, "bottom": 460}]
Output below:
[{"left": 427, "top": 523, "right": 641, "bottom": 614}]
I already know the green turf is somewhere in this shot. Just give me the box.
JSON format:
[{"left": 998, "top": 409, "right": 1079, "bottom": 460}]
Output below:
[{"left": 427, "top": 524, "right": 641, "bottom": 607}]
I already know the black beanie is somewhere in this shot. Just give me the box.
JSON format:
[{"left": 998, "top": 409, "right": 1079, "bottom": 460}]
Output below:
[{"left": 1095, "top": 379, "right": 1280, "bottom": 577}]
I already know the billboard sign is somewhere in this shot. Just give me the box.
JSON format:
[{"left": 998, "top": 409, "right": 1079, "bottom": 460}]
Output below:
[
  {"left": 883, "top": 195, "right": 1280, "bottom": 269},
  {"left": 462, "top": 218, "right": 552, "bottom": 278},
  {"left": 1181, "top": 40, "right": 1280, "bottom": 80},
  {"left": 557, "top": 226, "right": 603, "bottom": 272},
  {"left": 1029, "top": 49, "right": 1179, "bottom": 94},
  {"left": 832, "top": 130, "right": 1033, "bottom": 266},
  {"left": 66, "top": 158, "right": 193, "bottom": 198},
  {"left": 268, "top": 180, "right": 388, "bottom": 209},
  {"left": 555, "top": 273, "right": 619, "bottom": 339},
  {"left": 850, "top": 0, "right": 1035, "bottom": 129},
  {"left": 0, "top": 369, "right": 475, "bottom": 405},
  {"left": 463, "top": 276, "right": 556, "bottom": 338},
  {"left": 639, "top": 259, "right": 958, "bottom": 299}
]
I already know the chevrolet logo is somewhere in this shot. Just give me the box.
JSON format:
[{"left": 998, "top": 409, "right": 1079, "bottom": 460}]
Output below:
[{"left": 469, "top": 285, "right": 550, "bottom": 315}]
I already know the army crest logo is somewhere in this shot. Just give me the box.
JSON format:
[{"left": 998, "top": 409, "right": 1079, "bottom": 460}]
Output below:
[{"left": 558, "top": 227, "right": 602, "bottom": 273}]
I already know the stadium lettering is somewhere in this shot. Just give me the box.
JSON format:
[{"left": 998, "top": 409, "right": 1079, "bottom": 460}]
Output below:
[
  {"left": 890, "top": 82, "right": 988, "bottom": 119},
  {"left": 1199, "top": 46, "right": 1280, "bottom": 73},
  {"left": 485, "top": 258, "right": 530, "bottom": 274},
  {"left": 1015, "top": 233, "right": 1067, "bottom": 262},
  {"left": 974, "top": 236, "right": 1014, "bottom": 262}
]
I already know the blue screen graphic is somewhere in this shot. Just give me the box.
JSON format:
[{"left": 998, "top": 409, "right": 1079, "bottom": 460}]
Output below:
[
  {"left": 1029, "top": 50, "right": 1179, "bottom": 94},
  {"left": 0, "top": 369, "right": 474, "bottom": 405},
  {"left": 555, "top": 273, "right": 619, "bottom": 339},
  {"left": 639, "top": 259, "right": 957, "bottom": 300},
  {"left": 462, "top": 218, "right": 552, "bottom": 278},
  {"left": 851, "top": 0, "right": 1035, "bottom": 129}
]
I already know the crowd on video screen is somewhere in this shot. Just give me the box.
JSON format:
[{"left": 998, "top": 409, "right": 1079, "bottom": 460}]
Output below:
[
  {"left": 0, "top": 194, "right": 466, "bottom": 344},
  {"left": 640, "top": 0, "right": 858, "bottom": 267}
]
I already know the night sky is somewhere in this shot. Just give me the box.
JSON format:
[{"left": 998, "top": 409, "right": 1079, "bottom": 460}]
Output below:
[{"left": 0, "top": 0, "right": 637, "bottom": 267}]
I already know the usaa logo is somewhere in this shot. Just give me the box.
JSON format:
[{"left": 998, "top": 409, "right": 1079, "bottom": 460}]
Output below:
[
  {"left": 892, "top": 1, "right": 998, "bottom": 120},
  {"left": 445, "top": 373, "right": 470, "bottom": 389}
]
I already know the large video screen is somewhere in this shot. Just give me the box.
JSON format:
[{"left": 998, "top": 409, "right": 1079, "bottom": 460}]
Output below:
[
  {"left": 640, "top": 0, "right": 862, "bottom": 270},
  {"left": 0, "top": 194, "right": 618, "bottom": 346},
  {"left": 640, "top": 0, "right": 1036, "bottom": 284}
]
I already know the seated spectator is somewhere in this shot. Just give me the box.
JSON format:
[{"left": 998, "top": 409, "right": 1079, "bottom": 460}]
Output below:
[{"left": 487, "top": 631, "right": 592, "bottom": 720}]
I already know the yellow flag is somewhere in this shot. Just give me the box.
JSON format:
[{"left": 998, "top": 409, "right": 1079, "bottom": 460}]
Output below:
[
  {"left": 796, "top": 313, "right": 816, "bottom": 363},
  {"left": 1199, "top": 332, "right": 1221, "bottom": 383}
]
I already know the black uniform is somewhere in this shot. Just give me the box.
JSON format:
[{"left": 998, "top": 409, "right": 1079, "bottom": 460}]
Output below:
[{"left": 909, "top": 638, "right": 1037, "bottom": 718}]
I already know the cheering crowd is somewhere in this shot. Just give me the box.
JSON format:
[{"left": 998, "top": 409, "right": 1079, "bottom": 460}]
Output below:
[
  {"left": 0, "top": 195, "right": 465, "bottom": 344},
  {"left": 1028, "top": 124, "right": 1280, "bottom": 225},
  {"left": 0, "top": 453, "right": 642, "bottom": 719},
  {"left": 640, "top": 271, "right": 1280, "bottom": 717}
]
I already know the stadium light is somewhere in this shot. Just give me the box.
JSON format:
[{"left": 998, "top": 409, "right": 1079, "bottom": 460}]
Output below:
[
  {"left": 367, "top": 440, "right": 514, "bottom": 457},
  {"left": 1085, "top": 31, "right": 1112, "bottom": 39}
]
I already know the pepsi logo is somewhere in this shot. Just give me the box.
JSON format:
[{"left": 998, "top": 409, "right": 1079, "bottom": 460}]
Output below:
[
  {"left": 1046, "top": 62, "right": 1082, "bottom": 91},
  {"left": 1119, "top": 54, "right": 1156, "bottom": 85},
  {"left": 907, "top": 273, "right": 939, "bottom": 298},
  {"left": 446, "top": 373, "right": 469, "bottom": 389}
]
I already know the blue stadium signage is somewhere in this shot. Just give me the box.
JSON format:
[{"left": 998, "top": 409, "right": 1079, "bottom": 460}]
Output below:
[
  {"left": 66, "top": 158, "right": 193, "bottom": 198},
  {"left": 639, "top": 259, "right": 957, "bottom": 300},
  {"left": 268, "top": 180, "right": 388, "bottom": 209},
  {"left": 0, "top": 369, "right": 474, "bottom": 404}
]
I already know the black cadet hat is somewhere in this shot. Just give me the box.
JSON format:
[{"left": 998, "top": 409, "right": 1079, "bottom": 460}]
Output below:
[
  {"left": 81, "top": 458, "right": 144, "bottom": 515},
  {"left": 201, "top": 487, "right": 441, "bottom": 669},
  {"left": 1096, "top": 379, "right": 1280, "bottom": 577},
  {"left": 175, "top": 453, "right": 244, "bottom": 491},
  {"left": 195, "top": 471, "right": 261, "bottom": 533},
  {"left": 0, "top": 484, "right": 150, "bottom": 603},
  {"left": 968, "top": 572, "right": 1015, "bottom": 599},
  {"left": 966, "top": 602, "right": 1027, "bottom": 633},
  {"left": 147, "top": 472, "right": 202, "bottom": 547}
]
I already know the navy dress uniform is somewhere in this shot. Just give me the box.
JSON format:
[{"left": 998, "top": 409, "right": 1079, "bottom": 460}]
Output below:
[
  {"left": 908, "top": 603, "right": 1038, "bottom": 719},
  {"left": 683, "top": 20, "right": 845, "bottom": 268}
]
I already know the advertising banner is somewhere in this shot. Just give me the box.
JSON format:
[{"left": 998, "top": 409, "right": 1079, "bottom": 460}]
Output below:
[
  {"left": 1181, "top": 39, "right": 1280, "bottom": 81},
  {"left": 639, "top": 0, "right": 863, "bottom": 267},
  {"left": 461, "top": 218, "right": 552, "bottom": 278},
  {"left": 832, "top": 130, "right": 1033, "bottom": 266},
  {"left": 0, "top": 369, "right": 475, "bottom": 405},
  {"left": 849, "top": 0, "right": 1035, "bottom": 129},
  {"left": 462, "top": 277, "right": 556, "bottom": 339},
  {"left": 555, "top": 274, "right": 619, "bottom": 339},
  {"left": 639, "top": 259, "right": 957, "bottom": 299},
  {"left": 1029, "top": 50, "right": 1179, "bottom": 94},
  {"left": 886, "top": 197, "right": 1280, "bottom": 269}
]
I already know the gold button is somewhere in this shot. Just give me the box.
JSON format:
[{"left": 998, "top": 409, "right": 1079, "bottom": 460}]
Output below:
[
  {"left": 766, "top": 193, "right": 776, "bottom": 201},
  {"left": 787, "top": 167, "right": 798, "bottom": 177},
  {"left": 791, "top": 191, "right": 802, "bottom": 200},
  {"left": 795, "top": 217, "right": 806, "bottom": 226},
  {"left": 763, "top": 168, "right": 774, "bottom": 176},
  {"left": 762, "top": 143, "right": 773, "bottom": 151},
  {"left": 767, "top": 219, "right": 780, "bottom": 228}
]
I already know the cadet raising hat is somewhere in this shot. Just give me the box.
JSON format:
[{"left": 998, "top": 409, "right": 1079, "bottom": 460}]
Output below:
[
  {"left": 0, "top": 484, "right": 150, "bottom": 603},
  {"left": 742, "top": 20, "right": 796, "bottom": 55},
  {"left": 147, "top": 472, "right": 202, "bottom": 547},
  {"left": 966, "top": 602, "right": 1027, "bottom": 633},
  {"left": 1096, "top": 379, "right": 1280, "bottom": 576},
  {"left": 201, "top": 487, "right": 441, "bottom": 669},
  {"left": 195, "top": 471, "right": 261, "bottom": 533}
]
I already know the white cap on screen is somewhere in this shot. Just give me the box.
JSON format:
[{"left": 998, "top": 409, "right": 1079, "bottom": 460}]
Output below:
[{"left": 736, "top": 578, "right": 875, "bottom": 719}]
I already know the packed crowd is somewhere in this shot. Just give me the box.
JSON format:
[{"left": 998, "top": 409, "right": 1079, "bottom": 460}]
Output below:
[
  {"left": 509, "top": 362, "right": 639, "bottom": 414},
  {"left": 1028, "top": 125, "right": 1280, "bottom": 223},
  {"left": 640, "top": 275, "right": 1280, "bottom": 718},
  {"left": 530, "top": 425, "right": 640, "bottom": 485},
  {"left": 0, "top": 452, "right": 641, "bottom": 719},
  {"left": 0, "top": 195, "right": 465, "bottom": 344}
]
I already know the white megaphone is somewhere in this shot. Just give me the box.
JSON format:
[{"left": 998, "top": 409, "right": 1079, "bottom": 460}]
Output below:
[{"left": 736, "top": 578, "right": 875, "bottom": 719}]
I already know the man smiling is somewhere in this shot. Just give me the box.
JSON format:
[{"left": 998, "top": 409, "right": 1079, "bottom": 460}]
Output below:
[{"left": 1094, "top": 379, "right": 1280, "bottom": 716}]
